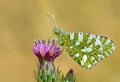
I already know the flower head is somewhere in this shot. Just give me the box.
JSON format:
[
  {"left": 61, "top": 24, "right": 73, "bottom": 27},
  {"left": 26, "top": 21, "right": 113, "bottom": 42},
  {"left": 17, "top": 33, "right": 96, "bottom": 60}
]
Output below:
[{"left": 32, "top": 39, "right": 62, "bottom": 62}]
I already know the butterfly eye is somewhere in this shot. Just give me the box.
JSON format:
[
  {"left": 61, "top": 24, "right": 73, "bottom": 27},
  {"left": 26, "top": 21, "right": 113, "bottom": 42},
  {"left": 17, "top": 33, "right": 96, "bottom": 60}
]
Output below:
[{"left": 53, "top": 27, "right": 61, "bottom": 35}]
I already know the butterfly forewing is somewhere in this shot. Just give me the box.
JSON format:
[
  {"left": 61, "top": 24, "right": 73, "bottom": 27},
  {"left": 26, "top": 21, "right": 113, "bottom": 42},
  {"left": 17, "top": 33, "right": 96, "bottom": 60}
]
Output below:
[{"left": 60, "top": 32, "right": 115, "bottom": 69}]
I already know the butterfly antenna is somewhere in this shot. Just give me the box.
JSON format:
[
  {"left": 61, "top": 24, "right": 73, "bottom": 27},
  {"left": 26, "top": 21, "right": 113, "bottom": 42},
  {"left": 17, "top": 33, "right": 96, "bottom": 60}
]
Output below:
[{"left": 47, "top": 13, "right": 58, "bottom": 28}]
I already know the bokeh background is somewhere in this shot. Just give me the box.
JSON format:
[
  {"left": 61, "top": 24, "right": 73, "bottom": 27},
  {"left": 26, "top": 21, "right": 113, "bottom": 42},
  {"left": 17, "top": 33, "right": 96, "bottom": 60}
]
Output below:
[{"left": 0, "top": 0, "right": 120, "bottom": 82}]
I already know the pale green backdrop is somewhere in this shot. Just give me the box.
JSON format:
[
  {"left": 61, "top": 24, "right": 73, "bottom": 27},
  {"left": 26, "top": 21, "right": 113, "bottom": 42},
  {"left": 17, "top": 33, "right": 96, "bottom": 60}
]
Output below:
[{"left": 0, "top": 0, "right": 120, "bottom": 82}]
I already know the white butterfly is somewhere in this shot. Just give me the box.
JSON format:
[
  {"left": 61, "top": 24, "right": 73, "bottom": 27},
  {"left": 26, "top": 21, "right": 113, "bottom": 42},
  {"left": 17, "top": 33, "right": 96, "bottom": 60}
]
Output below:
[{"left": 48, "top": 14, "right": 116, "bottom": 69}]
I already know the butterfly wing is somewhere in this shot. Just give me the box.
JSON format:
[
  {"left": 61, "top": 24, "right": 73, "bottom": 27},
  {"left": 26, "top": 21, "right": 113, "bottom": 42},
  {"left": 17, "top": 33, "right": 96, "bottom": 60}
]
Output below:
[{"left": 59, "top": 32, "right": 115, "bottom": 69}]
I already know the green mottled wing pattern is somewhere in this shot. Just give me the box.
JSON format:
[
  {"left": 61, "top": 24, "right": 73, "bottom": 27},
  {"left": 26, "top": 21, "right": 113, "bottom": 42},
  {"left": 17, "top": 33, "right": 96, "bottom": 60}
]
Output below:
[{"left": 59, "top": 32, "right": 115, "bottom": 69}]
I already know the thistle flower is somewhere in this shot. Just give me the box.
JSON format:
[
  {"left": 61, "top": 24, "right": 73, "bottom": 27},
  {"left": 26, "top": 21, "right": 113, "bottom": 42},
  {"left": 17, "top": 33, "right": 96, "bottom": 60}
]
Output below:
[
  {"left": 32, "top": 39, "right": 62, "bottom": 82},
  {"left": 32, "top": 39, "right": 62, "bottom": 62}
]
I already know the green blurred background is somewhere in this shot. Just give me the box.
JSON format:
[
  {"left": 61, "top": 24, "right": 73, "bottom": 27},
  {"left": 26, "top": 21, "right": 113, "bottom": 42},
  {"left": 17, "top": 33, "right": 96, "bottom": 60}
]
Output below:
[{"left": 0, "top": 0, "right": 120, "bottom": 82}]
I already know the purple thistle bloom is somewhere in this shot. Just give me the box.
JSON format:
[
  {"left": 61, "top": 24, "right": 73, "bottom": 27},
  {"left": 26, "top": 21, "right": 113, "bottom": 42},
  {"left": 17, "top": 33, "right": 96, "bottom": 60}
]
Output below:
[{"left": 32, "top": 39, "right": 62, "bottom": 62}]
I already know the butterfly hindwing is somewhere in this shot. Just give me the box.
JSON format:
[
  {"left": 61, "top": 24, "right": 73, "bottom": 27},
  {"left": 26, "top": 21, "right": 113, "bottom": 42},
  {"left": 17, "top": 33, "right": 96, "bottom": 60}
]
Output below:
[{"left": 59, "top": 32, "right": 115, "bottom": 69}]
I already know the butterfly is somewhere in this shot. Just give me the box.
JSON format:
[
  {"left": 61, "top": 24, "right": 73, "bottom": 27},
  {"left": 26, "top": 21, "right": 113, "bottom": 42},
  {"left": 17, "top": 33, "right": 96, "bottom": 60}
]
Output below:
[{"left": 48, "top": 13, "right": 116, "bottom": 69}]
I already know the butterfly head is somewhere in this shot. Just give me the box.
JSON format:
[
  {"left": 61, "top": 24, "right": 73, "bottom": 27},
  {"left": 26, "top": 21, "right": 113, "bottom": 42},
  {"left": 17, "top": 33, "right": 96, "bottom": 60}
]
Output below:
[{"left": 53, "top": 27, "right": 66, "bottom": 36}]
